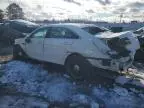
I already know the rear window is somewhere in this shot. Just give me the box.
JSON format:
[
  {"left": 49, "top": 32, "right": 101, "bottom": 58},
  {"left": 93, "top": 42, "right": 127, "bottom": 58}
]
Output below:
[{"left": 82, "top": 27, "right": 109, "bottom": 35}]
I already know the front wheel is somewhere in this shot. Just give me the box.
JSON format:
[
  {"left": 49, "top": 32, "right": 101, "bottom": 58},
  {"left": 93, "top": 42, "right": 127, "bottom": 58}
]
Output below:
[
  {"left": 13, "top": 45, "right": 24, "bottom": 60},
  {"left": 65, "top": 55, "right": 94, "bottom": 81}
]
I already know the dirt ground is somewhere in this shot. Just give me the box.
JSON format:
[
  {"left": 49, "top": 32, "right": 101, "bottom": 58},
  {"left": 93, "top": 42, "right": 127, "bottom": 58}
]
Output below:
[{"left": 0, "top": 43, "right": 13, "bottom": 63}]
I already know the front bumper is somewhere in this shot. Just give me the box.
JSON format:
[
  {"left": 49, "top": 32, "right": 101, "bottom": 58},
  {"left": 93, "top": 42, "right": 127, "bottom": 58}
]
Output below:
[{"left": 87, "top": 56, "right": 133, "bottom": 72}]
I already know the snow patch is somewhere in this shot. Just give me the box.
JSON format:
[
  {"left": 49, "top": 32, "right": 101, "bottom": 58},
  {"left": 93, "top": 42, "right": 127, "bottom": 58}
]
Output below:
[
  {"left": 115, "top": 76, "right": 132, "bottom": 85},
  {"left": 0, "top": 61, "right": 75, "bottom": 102},
  {"left": 0, "top": 95, "right": 48, "bottom": 108},
  {"left": 92, "top": 86, "right": 144, "bottom": 108},
  {"left": 72, "top": 94, "right": 99, "bottom": 108},
  {"left": 1, "top": 61, "right": 144, "bottom": 108},
  {"left": 113, "top": 86, "right": 129, "bottom": 96},
  {"left": 131, "top": 79, "right": 144, "bottom": 88}
]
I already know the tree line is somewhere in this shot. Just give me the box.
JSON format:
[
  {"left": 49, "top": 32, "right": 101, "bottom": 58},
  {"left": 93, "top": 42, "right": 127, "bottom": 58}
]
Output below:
[{"left": 0, "top": 3, "right": 24, "bottom": 20}]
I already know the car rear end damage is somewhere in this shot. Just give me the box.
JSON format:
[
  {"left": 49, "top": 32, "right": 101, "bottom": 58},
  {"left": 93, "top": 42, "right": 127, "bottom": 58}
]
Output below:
[{"left": 89, "top": 31, "right": 140, "bottom": 72}]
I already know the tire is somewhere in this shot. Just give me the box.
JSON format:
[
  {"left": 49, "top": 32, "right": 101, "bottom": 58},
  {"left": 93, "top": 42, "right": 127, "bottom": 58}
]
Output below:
[
  {"left": 65, "top": 55, "right": 94, "bottom": 80},
  {"left": 13, "top": 45, "right": 24, "bottom": 60}
]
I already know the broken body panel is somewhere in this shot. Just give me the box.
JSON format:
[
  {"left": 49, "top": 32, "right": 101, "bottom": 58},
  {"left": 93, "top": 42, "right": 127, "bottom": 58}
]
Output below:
[{"left": 88, "top": 31, "right": 140, "bottom": 72}]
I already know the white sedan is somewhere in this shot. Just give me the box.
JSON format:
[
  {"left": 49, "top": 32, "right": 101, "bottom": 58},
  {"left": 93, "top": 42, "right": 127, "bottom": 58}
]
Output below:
[{"left": 14, "top": 23, "right": 140, "bottom": 80}]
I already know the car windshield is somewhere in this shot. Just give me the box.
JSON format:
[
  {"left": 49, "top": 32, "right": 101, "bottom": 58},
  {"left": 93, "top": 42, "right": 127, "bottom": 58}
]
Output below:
[{"left": 82, "top": 26, "right": 109, "bottom": 35}]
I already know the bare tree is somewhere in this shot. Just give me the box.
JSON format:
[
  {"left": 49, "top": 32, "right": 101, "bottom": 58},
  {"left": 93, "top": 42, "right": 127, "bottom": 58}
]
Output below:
[
  {"left": 0, "top": 9, "right": 4, "bottom": 20},
  {"left": 6, "top": 3, "right": 24, "bottom": 20}
]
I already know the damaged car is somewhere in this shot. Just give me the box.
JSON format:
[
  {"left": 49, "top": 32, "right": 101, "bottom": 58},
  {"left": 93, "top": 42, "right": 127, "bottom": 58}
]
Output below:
[
  {"left": 13, "top": 23, "right": 140, "bottom": 80},
  {"left": 133, "top": 27, "right": 144, "bottom": 61}
]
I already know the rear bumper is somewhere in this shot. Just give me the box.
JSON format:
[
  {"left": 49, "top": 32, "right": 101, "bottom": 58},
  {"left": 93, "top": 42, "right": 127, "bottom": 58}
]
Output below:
[{"left": 87, "top": 56, "right": 133, "bottom": 72}]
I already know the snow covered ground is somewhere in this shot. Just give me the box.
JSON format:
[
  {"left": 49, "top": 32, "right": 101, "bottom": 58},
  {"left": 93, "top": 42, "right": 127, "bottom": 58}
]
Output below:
[
  {"left": 0, "top": 61, "right": 144, "bottom": 108},
  {"left": 0, "top": 95, "right": 48, "bottom": 108}
]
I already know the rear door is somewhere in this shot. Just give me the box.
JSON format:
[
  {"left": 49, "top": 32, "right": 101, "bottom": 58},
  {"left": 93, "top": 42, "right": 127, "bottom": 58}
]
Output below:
[
  {"left": 44, "top": 26, "right": 79, "bottom": 64},
  {"left": 25, "top": 27, "right": 47, "bottom": 60}
]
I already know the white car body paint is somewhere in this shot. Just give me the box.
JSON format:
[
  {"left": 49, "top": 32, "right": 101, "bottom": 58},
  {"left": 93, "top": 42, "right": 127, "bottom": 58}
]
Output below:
[
  {"left": 15, "top": 23, "right": 140, "bottom": 72},
  {"left": 25, "top": 38, "right": 44, "bottom": 60}
]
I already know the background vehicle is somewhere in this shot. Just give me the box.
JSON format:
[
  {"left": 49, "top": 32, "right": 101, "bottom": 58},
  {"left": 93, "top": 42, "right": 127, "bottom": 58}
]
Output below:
[
  {"left": 133, "top": 27, "right": 144, "bottom": 61},
  {"left": 14, "top": 23, "right": 140, "bottom": 80},
  {"left": 110, "top": 27, "right": 123, "bottom": 33},
  {"left": 0, "top": 19, "right": 39, "bottom": 45}
]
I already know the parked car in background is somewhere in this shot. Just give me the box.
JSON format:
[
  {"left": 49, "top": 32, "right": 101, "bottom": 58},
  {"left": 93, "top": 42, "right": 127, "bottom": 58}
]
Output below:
[
  {"left": 3, "top": 19, "right": 39, "bottom": 35},
  {"left": 110, "top": 27, "right": 123, "bottom": 33},
  {"left": 14, "top": 23, "right": 140, "bottom": 80},
  {"left": 133, "top": 27, "right": 144, "bottom": 61},
  {"left": 0, "top": 19, "right": 39, "bottom": 45}
]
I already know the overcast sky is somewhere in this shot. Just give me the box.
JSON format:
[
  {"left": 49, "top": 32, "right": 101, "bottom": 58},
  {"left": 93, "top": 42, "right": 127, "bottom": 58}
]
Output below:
[{"left": 0, "top": 0, "right": 144, "bottom": 22}]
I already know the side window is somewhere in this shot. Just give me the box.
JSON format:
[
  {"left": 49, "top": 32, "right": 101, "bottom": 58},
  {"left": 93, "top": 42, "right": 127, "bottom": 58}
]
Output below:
[
  {"left": 82, "top": 27, "right": 104, "bottom": 35},
  {"left": 49, "top": 27, "right": 79, "bottom": 39},
  {"left": 31, "top": 28, "right": 47, "bottom": 38}
]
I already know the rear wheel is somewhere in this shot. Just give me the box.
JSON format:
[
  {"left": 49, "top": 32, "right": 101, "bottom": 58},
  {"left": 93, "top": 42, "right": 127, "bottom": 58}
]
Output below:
[{"left": 65, "top": 55, "right": 94, "bottom": 81}]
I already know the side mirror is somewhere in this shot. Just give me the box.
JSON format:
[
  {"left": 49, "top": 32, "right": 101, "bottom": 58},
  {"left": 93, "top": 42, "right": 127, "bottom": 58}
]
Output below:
[{"left": 25, "top": 37, "right": 31, "bottom": 43}]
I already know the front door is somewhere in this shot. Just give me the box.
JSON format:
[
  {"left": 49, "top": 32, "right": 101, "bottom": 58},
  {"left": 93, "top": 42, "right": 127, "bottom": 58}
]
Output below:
[
  {"left": 44, "top": 27, "right": 79, "bottom": 64},
  {"left": 25, "top": 28, "right": 47, "bottom": 60}
]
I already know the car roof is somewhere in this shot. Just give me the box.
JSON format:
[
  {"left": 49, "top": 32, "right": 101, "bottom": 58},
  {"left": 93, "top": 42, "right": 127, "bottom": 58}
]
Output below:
[
  {"left": 44, "top": 23, "right": 99, "bottom": 28},
  {"left": 9, "top": 19, "right": 39, "bottom": 26}
]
